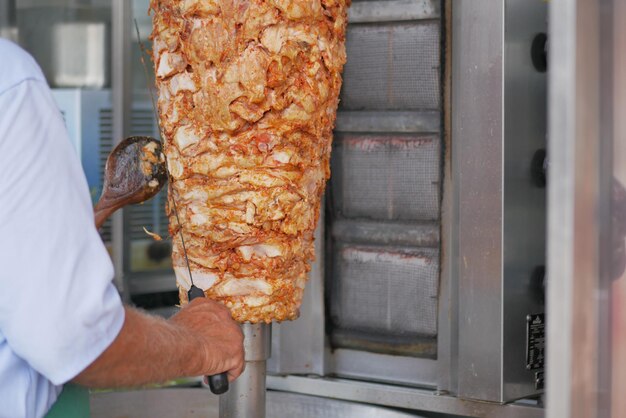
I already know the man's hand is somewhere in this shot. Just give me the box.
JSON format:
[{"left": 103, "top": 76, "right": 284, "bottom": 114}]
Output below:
[
  {"left": 170, "top": 298, "right": 244, "bottom": 382},
  {"left": 73, "top": 302, "right": 244, "bottom": 388}
]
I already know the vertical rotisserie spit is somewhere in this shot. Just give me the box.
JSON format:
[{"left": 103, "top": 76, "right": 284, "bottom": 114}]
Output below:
[{"left": 151, "top": 0, "right": 348, "bottom": 323}]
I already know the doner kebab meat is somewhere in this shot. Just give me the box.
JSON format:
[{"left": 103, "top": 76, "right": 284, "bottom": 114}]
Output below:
[{"left": 150, "top": 0, "right": 349, "bottom": 323}]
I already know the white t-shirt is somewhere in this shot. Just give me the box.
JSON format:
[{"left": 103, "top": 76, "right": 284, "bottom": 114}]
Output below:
[{"left": 0, "top": 39, "right": 125, "bottom": 418}]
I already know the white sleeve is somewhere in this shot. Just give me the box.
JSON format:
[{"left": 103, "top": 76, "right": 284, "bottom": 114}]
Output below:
[{"left": 0, "top": 79, "right": 125, "bottom": 385}]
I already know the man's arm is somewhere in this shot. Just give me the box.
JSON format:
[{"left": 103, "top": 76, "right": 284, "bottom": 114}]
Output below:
[
  {"left": 0, "top": 52, "right": 244, "bottom": 389},
  {"left": 73, "top": 298, "right": 244, "bottom": 388}
]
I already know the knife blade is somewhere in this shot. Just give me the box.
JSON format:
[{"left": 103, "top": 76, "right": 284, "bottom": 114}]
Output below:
[{"left": 134, "top": 19, "right": 230, "bottom": 395}]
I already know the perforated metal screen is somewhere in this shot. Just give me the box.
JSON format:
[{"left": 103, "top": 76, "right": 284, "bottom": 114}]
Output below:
[
  {"left": 331, "top": 245, "right": 438, "bottom": 337},
  {"left": 328, "top": 15, "right": 442, "bottom": 358},
  {"left": 332, "top": 134, "right": 440, "bottom": 221},
  {"left": 341, "top": 23, "right": 441, "bottom": 111}
]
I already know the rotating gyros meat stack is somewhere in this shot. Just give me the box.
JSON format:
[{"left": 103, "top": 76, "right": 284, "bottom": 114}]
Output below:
[{"left": 150, "top": 0, "right": 348, "bottom": 415}]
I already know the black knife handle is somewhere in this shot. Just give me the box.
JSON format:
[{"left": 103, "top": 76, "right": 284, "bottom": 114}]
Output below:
[
  {"left": 187, "top": 285, "right": 230, "bottom": 395},
  {"left": 208, "top": 373, "right": 229, "bottom": 394},
  {"left": 188, "top": 284, "right": 205, "bottom": 300}
]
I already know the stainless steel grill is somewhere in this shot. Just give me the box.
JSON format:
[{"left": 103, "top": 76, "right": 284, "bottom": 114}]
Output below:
[
  {"left": 332, "top": 134, "right": 440, "bottom": 221},
  {"left": 328, "top": 13, "right": 442, "bottom": 359},
  {"left": 331, "top": 245, "right": 439, "bottom": 337},
  {"left": 341, "top": 22, "right": 440, "bottom": 111}
]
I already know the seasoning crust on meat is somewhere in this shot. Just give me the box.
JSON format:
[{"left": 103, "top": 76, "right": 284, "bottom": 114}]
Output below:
[{"left": 150, "top": 0, "right": 348, "bottom": 323}]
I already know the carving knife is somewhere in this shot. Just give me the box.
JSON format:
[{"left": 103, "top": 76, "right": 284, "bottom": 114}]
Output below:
[{"left": 134, "top": 20, "right": 230, "bottom": 395}]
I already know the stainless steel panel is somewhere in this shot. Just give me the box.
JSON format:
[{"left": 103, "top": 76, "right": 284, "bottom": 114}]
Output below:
[
  {"left": 348, "top": 0, "right": 440, "bottom": 23},
  {"left": 332, "top": 134, "right": 440, "bottom": 221},
  {"left": 328, "top": 349, "right": 438, "bottom": 387},
  {"left": 453, "top": 0, "right": 547, "bottom": 403},
  {"left": 341, "top": 23, "right": 440, "bottom": 111},
  {"left": 453, "top": 5, "right": 504, "bottom": 398},
  {"left": 501, "top": 0, "right": 547, "bottom": 402},
  {"left": 267, "top": 376, "right": 544, "bottom": 418},
  {"left": 331, "top": 245, "right": 439, "bottom": 338}
]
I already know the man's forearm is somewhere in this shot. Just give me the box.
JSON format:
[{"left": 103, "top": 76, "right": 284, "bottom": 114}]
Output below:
[{"left": 73, "top": 306, "right": 202, "bottom": 388}]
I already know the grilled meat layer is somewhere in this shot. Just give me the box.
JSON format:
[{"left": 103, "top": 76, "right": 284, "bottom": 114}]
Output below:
[{"left": 151, "top": 0, "right": 348, "bottom": 322}]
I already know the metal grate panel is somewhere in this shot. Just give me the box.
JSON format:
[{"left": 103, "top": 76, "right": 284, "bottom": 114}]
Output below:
[
  {"left": 327, "top": 10, "right": 443, "bottom": 359},
  {"left": 331, "top": 245, "right": 439, "bottom": 338},
  {"left": 331, "top": 134, "right": 440, "bottom": 221},
  {"left": 340, "top": 22, "right": 440, "bottom": 111}
]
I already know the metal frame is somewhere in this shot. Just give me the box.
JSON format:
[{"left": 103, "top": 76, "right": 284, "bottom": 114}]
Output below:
[
  {"left": 328, "top": 349, "right": 438, "bottom": 388},
  {"left": 449, "top": 0, "right": 547, "bottom": 403},
  {"left": 436, "top": 0, "right": 456, "bottom": 396},
  {"left": 267, "top": 376, "right": 543, "bottom": 418}
]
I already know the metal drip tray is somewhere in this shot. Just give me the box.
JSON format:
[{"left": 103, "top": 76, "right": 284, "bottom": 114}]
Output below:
[{"left": 91, "top": 389, "right": 427, "bottom": 418}]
